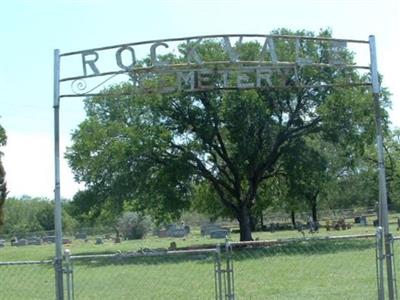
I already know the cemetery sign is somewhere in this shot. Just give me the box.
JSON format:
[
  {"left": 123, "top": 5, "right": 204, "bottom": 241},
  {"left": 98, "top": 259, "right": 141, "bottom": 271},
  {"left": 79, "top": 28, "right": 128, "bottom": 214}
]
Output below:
[{"left": 57, "top": 34, "right": 370, "bottom": 97}]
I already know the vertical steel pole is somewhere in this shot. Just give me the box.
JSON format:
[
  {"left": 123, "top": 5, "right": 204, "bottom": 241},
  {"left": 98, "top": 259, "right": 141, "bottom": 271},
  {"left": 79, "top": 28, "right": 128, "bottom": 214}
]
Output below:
[
  {"left": 53, "top": 49, "right": 64, "bottom": 300},
  {"left": 369, "top": 35, "right": 396, "bottom": 299}
]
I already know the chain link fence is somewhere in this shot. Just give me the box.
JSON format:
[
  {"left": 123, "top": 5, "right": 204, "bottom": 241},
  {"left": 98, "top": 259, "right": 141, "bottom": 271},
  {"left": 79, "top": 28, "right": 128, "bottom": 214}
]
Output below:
[
  {"left": 232, "top": 236, "right": 378, "bottom": 299},
  {"left": 0, "top": 235, "right": 387, "bottom": 299},
  {"left": 0, "top": 260, "right": 54, "bottom": 300},
  {"left": 66, "top": 250, "right": 217, "bottom": 300}
]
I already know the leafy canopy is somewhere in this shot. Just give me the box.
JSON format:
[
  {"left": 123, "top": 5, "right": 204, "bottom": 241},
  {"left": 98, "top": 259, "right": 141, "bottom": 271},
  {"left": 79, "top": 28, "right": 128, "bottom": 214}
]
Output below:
[{"left": 66, "top": 29, "right": 379, "bottom": 240}]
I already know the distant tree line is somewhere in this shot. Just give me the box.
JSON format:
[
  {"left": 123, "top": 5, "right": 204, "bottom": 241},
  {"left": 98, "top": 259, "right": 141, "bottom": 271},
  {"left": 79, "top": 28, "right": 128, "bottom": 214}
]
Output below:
[{"left": 1, "top": 196, "right": 76, "bottom": 236}]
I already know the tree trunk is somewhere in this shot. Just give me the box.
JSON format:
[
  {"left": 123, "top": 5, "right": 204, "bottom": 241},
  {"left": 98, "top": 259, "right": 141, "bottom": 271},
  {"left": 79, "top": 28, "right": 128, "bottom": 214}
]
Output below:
[
  {"left": 250, "top": 212, "right": 257, "bottom": 231},
  {"left": 291, "top": 210, "right": 296, "bottom": 227},
  {"left": 238, "top": 205, "right": 253, "bottom": 241},
  {"left": 0, "top": 160, "right": 6, "bottom": 227},
  {"left": 112, "top": 225, "right": 121, "bottom": 243},
  {"left": 311, "top": 197, "right": 318, "bottom": 223}
]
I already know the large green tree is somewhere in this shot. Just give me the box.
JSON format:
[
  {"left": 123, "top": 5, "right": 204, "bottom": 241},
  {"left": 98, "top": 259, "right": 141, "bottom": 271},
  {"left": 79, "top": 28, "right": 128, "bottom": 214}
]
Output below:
[{"left": 67, "top": 29, "right": 379, "bottom": 240}]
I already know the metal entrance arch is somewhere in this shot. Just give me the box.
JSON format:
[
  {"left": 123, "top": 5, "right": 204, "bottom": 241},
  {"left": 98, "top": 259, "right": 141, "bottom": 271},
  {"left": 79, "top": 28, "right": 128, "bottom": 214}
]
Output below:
[{"left": 53, "top": 34, "right": 393, "bottom": 299}]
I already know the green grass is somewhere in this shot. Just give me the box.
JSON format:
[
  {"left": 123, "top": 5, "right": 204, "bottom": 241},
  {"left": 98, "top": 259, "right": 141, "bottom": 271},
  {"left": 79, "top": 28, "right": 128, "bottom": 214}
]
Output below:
[{"left": 0, "top": 222, "right": 397, "bottom": 299}]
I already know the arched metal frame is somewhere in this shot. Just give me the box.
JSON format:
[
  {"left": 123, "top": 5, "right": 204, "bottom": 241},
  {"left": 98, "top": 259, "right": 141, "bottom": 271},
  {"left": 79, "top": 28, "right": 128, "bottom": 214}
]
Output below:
[{"left": 53, "top": 34, "right": 393, "bottom": 299}]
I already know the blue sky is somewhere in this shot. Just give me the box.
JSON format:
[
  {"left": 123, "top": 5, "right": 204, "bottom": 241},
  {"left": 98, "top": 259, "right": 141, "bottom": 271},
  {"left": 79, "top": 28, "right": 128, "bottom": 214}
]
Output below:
[{"left": 1, "top": 0, "right": 399, "bottom": 199}]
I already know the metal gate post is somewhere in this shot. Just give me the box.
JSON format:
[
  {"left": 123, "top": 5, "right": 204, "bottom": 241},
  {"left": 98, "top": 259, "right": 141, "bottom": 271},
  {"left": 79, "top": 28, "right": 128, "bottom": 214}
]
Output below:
[
  {"left": 390, "top": 236, "right": 398, "bottom": 299},
  {"left": 377, "top": 227, "right": 386, "bottom": 300},
  {"left": 369, "top": 35, "right": 397, "bottom": 300},
  {"left": 64, "top": 249, "right": 74, "bottom": 300},
  {"left": 215, "top": 244, "right": 223, "bottom": 300},
  {"left": 224, "top": 240, "right": 235, "bottom": 300}
]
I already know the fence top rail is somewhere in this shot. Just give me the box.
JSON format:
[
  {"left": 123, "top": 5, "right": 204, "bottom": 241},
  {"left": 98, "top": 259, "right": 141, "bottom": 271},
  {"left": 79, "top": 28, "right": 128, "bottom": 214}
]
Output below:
[
  {"left": 69, "top": 248, "right": 217, "bottom": 260},
  {"left": 0, "top": 260, "right": 53, "bottom": 266},
  {"left": 229, "top": 233, "right": 376, "bottom": 248}
]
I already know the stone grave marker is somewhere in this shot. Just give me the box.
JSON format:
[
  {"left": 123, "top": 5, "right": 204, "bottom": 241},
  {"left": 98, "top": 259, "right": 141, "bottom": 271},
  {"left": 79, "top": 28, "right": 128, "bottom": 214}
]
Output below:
[{"left": 210, "top": 229, "right": 229, "bottom": 239}]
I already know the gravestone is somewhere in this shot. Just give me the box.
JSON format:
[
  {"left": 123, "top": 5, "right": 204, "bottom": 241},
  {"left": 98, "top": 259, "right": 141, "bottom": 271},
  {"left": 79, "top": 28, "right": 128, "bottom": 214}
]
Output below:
[
  {"left": 168, "top": 228, "right": 186, "bottom": 238},
  {"left": 201, "top": 224, "right": 223, "bottom": 236},
  {"left": 95, "top": 237, "right": 103, "bottom": 245},
  {"left": 43, "top": 236, "right": 55, "bottom": 243},
  {"left": 27, "top": 238, "right": 42, "bottom": 245},
  {"left": 0, "top": 239, "right": 5, "bottom": 247},
  {"left": 210, "top": 229, "right": 229, "bottom": 239},
  {"left": 165, "top": 224, "right": 188, "bottom": 237},
  {"left": 184, "top": 225, "right": 191, "bottom": 234},
  {"left": 62, "top": 238, "right": 72, "bottom": 244},
  {"left": 14, "top": 239, "right": 28, "bottom": 247},
  {"left": 359, "top": 216, "right": 367, "bottom": 226}
]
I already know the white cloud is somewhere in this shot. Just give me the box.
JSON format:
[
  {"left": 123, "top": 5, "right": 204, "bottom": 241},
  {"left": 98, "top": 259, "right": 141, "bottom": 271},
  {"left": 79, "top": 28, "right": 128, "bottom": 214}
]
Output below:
[{"left": 2, "top": 131, "right": 82, "bottom": 199}]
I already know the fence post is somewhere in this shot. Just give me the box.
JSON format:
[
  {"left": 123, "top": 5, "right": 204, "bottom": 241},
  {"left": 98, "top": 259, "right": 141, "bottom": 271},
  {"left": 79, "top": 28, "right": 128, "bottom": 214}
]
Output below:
[
  {"left": 377, "top": 227, "right": 385, "bottom": 300},
  {"left": 215, "top": 244, "right": 223, "bottom": 300},
  {"left": 390, "top": 235, "right": 398, "bottom": 300},
  {"left": 224, "top": 239, "right": 235, "bottom": 300},
  {"left": 64, "top": 249, "right": 74, "bottom": 300}
]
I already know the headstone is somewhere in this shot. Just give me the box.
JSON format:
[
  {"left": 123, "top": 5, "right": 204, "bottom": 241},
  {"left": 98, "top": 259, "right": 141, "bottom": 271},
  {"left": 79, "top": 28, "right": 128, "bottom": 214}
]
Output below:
[
  {"left": 43, "top": 236, "right": 55, "bottom": 243},
  {"left": 166, "top": 224, "right": 177, "bottom": 231},
  {"left": 62, "top": 238, "right": 72, "bottom": 244},
  {"left": 201, "top": 224, "right": 223, "bottom": 236},
  {"left": 0, "top": 239, "right": 5, "bottom": 247},
  {"left": 184, "top": 225, "right": 191, "bottom": 234},
  {"left": 210, "top": 229, "right": 229, "bottom": 239},
  {"left": 95, "top": 237, "right": 103, "bottom": 245},
  {"left": 14, "top": 239, "right": 28, "bottom": 247},
  {"left": 27, "top": 238, "right": 42, "bottom": 245},
  {"left": 168, "top": 228, "right": 186, "bottom": 238},
  {"left": 359, "top": 216, "right": 367, "bottom": 226},
  {"left": 164, "top": 223, "right": 187, "bottom": 237}
]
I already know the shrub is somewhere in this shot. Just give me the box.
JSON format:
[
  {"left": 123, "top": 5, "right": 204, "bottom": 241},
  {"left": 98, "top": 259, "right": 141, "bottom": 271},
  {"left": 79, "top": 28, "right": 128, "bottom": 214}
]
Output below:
[{"left": 117, "top": 212, "right": 151, "bottom": 240}]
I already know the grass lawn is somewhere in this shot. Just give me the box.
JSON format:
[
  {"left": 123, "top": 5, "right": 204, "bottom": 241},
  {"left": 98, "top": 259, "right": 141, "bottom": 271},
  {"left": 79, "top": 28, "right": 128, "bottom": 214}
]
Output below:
[{"left": 1, "top": 220, "right": 398, "bottom": 299}]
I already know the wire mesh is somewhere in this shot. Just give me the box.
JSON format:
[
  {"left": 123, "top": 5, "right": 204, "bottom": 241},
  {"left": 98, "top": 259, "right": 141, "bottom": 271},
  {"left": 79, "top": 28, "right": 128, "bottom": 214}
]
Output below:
[
  {"left": 0, "top": 260, "right": 54, "bottom": 300},
  {"left": 231, "top": 237, "right": 377, "bottom": 300},
  {"left": 68, "top": 250, "right": 216, "bottom": 300},
  {"left": 0, "top": 236, "right": 383, "bottom": 300}
]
